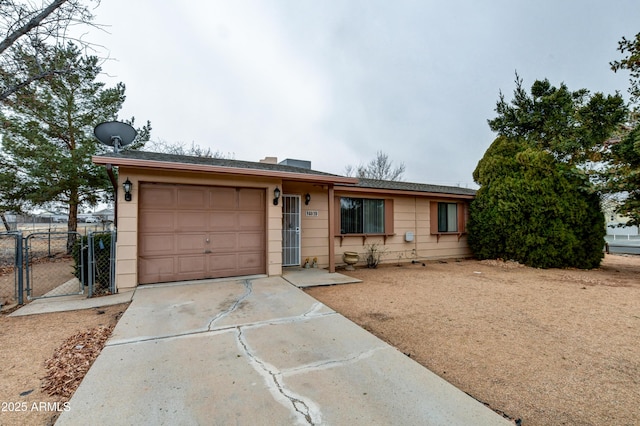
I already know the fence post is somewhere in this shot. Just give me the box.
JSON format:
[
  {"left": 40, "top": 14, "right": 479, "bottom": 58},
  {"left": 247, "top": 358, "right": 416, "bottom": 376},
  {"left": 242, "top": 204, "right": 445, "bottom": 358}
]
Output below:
[
  {"left": 87, "top": 232, "right": 94, "bottom": 298},
  {"left": 16, "top": 232, "right": 23, "bottom": 305},
  {"left": 79, "top": 234, "right": 85, "bottom": 287},
  {"left": 24, "top": 234, "right": 31, "bottom": 299},
  {"left": 110, "top": 230, "right": 117, "bottom": 294}
]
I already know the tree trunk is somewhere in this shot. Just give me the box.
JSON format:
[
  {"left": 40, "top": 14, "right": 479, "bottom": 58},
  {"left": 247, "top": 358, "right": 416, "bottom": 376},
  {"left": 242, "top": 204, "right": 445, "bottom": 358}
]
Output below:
[
  {"left": 1, "top": 212, "right": 10, "bottom": 231},
  {"left": 67, "top": 191, "right": 78, "bottom": 253}
]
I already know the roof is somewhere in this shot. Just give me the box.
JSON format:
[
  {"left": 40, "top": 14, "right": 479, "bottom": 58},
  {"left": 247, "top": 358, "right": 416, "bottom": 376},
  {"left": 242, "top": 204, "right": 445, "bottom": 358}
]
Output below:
[
  {"left": 92, "top": 151, "right": 476, "bottom": 198},
  {"left": 333, "top": 178, "right": 475, "bottom": 199},
  {"left": 356, "top": 178, "right": 477, "bottom": 197},
  {"left": 92, "top": 151, "right": 358, "bottom": 184}
]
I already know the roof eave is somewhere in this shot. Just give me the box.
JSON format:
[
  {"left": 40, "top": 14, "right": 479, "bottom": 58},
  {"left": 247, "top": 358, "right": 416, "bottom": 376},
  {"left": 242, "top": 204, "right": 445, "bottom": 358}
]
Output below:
[
  {"left": 334, "top": 184, "right": 475, "bottom": 199},
  {"left": 92, "top": 155, "right": 359, "bottom": 185}
]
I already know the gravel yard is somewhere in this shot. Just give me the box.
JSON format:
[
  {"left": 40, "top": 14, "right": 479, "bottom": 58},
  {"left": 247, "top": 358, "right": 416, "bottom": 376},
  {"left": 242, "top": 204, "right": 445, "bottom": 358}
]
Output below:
[{"left": 305, "top": 254, "right": 640, "bottom": 426}]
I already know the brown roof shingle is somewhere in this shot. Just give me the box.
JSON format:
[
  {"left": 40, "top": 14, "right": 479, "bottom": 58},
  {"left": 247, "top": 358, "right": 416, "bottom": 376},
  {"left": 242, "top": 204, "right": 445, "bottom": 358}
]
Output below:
[
  {"left": 356, "top": 178, "right": 476, "bottom": 196},
  {"left": 94, "top": 150, "right": 342, "bottom": 177}
]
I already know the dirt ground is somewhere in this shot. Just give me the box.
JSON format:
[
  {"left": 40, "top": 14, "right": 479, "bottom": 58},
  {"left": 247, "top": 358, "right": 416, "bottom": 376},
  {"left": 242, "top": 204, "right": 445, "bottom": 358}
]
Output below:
[
  {"left": 1, "top": 255, "right": 637, "bottom": 425},
  {"left": 0, "top": 304, "right": 127, "bottom": 426},
  {"left": 305, "top": 254, "right": 640, "bottom": 426}
]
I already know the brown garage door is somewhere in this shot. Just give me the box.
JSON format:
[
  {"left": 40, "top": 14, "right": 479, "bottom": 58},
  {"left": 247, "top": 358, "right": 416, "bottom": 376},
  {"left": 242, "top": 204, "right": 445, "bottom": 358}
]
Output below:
[{"left": 138, "top": 183, "right": 266, "bottom": 284}]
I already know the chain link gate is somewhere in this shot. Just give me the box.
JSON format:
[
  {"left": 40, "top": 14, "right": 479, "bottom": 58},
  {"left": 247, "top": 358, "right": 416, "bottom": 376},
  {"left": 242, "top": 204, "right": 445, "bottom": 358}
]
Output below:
[
  {"left": 87, "top": 231, "right": 116, "bottom": 297},
  {"left": 25, "top": 232, "right": 84, "bottom": 300},
  {"left": 0, "top": 232, "right": 23, "bottom": 307}
]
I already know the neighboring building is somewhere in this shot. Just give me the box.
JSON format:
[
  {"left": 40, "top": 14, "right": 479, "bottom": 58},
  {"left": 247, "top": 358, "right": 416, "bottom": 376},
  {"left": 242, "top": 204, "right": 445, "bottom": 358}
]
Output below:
[
  {"left": 603, "top": 203, "right": 639, "bottom": 236},
  {"left": 39, "top": 211, "right": 67, "bottom": 223},
  {"left": 93, "top": 151, "right": 475, "bottom": 292},
  {"left": 93, "top": 208, "right": 115, "bottom": 222}
]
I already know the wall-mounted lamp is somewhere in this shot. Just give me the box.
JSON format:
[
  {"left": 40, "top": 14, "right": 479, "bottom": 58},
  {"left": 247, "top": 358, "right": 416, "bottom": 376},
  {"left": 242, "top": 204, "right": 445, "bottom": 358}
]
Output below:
[
  {"left": 123, "top": 178, "right": 133, "bottom": 202},
  {"left": 273, "top": 187, "right": 281, "bottom": 206},
  {"left": 305, "top": 193, "right": 311, "bottom": 205}
]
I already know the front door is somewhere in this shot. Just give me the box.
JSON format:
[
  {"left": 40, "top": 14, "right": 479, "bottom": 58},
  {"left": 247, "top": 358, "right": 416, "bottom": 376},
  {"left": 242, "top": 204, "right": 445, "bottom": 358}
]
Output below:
[{"left": 282, "top": 195, "right": 301, "bottom": 266}]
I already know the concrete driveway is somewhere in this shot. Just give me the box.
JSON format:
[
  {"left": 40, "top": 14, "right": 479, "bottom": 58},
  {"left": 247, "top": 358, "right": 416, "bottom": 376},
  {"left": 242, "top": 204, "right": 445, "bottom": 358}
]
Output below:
[{"left": 56, "top": 276, "right": 511, "bottom": 425}]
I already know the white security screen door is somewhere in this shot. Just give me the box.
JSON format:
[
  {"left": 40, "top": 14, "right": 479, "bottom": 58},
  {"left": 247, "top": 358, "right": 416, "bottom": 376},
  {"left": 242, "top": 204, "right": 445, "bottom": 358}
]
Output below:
[{"left": 282, "top": 195, "right": 301, "bottom": 266}]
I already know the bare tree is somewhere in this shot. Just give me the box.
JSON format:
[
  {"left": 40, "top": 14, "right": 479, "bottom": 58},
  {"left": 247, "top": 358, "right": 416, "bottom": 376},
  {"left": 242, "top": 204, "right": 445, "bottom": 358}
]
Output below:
[
  {"left": 344, "top": 150, "right": 405, "bottom": 181},
  {"left": 0, "top": 0, "right": 97, "bottom": 102}
]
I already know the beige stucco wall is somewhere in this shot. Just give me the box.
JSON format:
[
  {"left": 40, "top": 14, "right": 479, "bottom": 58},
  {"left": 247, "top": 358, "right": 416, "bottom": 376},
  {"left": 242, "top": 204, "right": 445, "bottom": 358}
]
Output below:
[
  {"left": 332, "top": 193, "right": 472, "bottom": 268},
  {"left": 114, "top": 167, "right": 282, "bottom": 291},
  {"left": 112, "top": 168, "right": 472, "bottom": 290},
  {"left": 276, "top": 185, "right": 473, "bottom": 270}
]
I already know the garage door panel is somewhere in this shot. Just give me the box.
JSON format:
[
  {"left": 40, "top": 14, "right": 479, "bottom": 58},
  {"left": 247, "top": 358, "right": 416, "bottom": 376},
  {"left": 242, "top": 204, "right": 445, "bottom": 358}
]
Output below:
[
  {"left": 210, "top": 212, "right": 237, "bottom": 229},
  {"left": 139, "top": 257, "right": 176, "bottom": 282},
  {"left": 239, "top": 188, "right": 264, "bottom": 209},
  {"left": 209, "top": 233, "right": 238, "bottom": 251},
  {"left": 177, "top": 234, "right": 205, "bottom": 252},
  {"left": 207, "top": 253, "right": 238, "bottom": 273},
  {"left": 238, "top": 252, "right": 264, "bottom": 268},
  {"left": 140, "top": 186, "right": 176, "bottom": 207},
  {"left": 238, "top": 212, "right": 263, "bottom": 229},
  {"left": 210, "top": 187, "right": 237, "bottom": 209},
  {"left": 177, "top": 187, "right": 207, "bottom": 209},
  {"left": 139, "top": 234, "right": 175, "bottom": 255},
  {"left": 177, "top": 255, "right": 206, "bottom": 275},
  {"left": 139, "top": 212, "right": 175, "bottom": 232},
  {"left": 238, "top": 232, "right": 264, "bottom": 249},
  {"left": 177, "top": 211, "right": 208, "bottom": 231}
]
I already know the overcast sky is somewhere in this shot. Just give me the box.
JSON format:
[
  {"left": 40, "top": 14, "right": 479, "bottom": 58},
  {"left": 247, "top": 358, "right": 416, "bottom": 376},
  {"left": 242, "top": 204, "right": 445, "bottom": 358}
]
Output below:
[{"left": 86, "top": 1, "right": 639, "bottom": 187}]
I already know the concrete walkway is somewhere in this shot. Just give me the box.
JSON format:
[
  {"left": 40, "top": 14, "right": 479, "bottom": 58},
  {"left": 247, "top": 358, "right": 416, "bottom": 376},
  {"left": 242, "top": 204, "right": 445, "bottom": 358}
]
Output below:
[
  {"left": 9, "top": 291, "right": 133, "bottom": 317},
  {"left": 9, "top": 289, "right": 134, "bottom": 316},
  {"left": 283, "top": 266, "right": 362, "bottom": 288},
  {"left": 56, "top": 276, "right": 510, "bottom": 425}
]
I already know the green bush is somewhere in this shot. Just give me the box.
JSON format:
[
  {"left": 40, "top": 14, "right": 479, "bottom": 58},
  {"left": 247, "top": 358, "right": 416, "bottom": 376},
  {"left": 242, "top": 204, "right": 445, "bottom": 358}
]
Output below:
[{"left": 467, "top": 136, "right": 605, "bottom": 269}]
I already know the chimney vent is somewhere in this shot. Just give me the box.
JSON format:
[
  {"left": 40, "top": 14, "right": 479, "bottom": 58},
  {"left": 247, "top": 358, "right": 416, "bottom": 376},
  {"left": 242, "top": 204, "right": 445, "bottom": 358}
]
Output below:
[{"left": 259, "top": 156, "right": 278, "bottom": 164}]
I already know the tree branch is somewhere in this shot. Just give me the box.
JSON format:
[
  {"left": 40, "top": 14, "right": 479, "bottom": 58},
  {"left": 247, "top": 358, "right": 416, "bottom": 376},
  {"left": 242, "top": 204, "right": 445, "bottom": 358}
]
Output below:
[
  {"left": 0, "top": 67, "right": 70, "bottom": 101},
  {"left": 0, "top": 0, "right": 69, "bottom": 56}
]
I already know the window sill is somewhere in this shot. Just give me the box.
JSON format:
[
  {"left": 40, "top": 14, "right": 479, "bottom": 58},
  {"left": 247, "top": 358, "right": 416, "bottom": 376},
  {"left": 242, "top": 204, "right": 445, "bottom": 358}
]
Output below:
[
  {"left": 335, "top": 233, "right": 394, "bottom": 246},
  {"left": 431, "top": 232, "right": 466, "bottom": 242}
]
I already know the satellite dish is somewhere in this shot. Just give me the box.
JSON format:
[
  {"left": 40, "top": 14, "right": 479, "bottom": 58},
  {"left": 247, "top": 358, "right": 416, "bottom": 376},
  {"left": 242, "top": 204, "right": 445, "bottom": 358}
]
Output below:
[{"left": 94, "top": 121, "right": 137, "bottom": 153}]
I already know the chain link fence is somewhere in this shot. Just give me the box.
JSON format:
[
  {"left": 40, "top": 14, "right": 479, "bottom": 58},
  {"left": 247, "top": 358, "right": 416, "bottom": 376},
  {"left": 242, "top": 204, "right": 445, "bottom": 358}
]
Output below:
[
  {"left": 0, "top": 229, "right": 117, "bottom": 306},
  {"left": 0, "top": 232, "right": 22, "bottom": 307}
]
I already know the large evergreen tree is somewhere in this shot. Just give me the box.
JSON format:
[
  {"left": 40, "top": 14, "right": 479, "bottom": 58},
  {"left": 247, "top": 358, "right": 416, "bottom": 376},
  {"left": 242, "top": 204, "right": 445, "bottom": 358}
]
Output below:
[
  {"left": 468, "top": 136, "right": 606, "bottom": 268},
  {"left": 611, "top": 32, "right": 640, "bottom": 104},
  {"left": 468, "top": 77, "right": 626, "bottom": 268},
  {"left": 607, "top": 32, "right": 640, "bottom": 227},
  {"left": 607, "top": 124, "right": 640, "bottom": 227},
  {"left": 0, "top": 42, "right": 150, "bottom": 237}
]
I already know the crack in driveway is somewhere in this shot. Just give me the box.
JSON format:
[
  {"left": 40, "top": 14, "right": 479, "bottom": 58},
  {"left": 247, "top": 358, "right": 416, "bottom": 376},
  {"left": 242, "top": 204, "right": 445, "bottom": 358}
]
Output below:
[
  {"left": 301, "top": 302, "right": 326, "bottom": 317},
  {"left": 281, "top": 346, "right": 387, "bottom": 377},
  {"left": 236, "top": 327, "right": 321, "bottom": 425},
  {"left": 108, "top": 309, "right": 338, "bottom": 347},
  {"left": 207, "top": 279, "right": 252, "bottom": 331}
]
